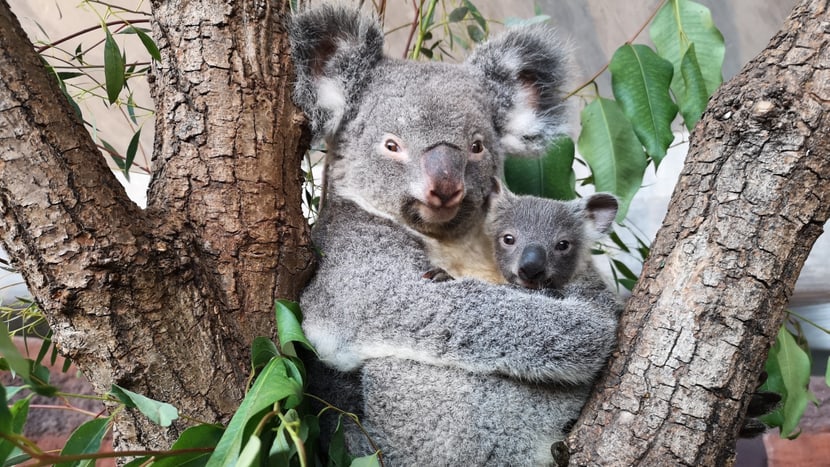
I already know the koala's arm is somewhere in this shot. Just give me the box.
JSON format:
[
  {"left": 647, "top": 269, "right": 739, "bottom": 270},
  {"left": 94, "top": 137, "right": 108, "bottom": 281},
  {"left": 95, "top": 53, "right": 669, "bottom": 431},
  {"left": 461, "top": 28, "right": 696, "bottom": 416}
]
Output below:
[{"left": 301, "top": 201, "right": 618, "bottom": 385}]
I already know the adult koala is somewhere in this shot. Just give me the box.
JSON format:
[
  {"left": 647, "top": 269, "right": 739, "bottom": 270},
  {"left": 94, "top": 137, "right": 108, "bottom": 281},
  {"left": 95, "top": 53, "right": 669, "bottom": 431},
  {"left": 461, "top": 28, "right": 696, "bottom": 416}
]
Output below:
[{"left": 290, "top": 4, "right": 619, "bottom": 465}]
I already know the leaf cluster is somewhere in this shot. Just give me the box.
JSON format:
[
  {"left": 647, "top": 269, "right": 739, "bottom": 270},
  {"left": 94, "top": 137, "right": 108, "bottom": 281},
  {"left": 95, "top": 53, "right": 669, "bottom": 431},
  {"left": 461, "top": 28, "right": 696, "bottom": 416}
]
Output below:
[{"left": 1, "top": 301, "right": 381, "bottom": 467}]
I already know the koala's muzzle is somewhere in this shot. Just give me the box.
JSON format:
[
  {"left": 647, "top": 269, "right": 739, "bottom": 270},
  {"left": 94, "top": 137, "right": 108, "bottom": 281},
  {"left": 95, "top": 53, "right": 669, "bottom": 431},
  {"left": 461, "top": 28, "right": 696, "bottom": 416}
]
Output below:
[
  {"left": 421, "top": 144, "right": 466, "bottom": 210},
  {"left": 518, "top": 244, "right": 547, "bottom": 287}
]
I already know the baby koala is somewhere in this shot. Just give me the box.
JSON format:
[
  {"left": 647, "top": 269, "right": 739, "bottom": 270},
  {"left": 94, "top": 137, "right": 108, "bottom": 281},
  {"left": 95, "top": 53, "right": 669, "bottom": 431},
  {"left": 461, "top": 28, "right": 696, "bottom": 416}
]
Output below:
[{"left": 424, "top": 178, "right": 618, "bottom": 291}]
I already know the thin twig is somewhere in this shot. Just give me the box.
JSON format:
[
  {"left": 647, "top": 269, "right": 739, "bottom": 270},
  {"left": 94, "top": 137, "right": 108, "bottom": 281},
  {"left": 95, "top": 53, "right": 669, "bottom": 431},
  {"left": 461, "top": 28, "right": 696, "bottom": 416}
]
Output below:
[
  {"left": 403, "top": 0, "right": 423, "bottom": 59},
  {"left": 35, "top": 19, "right": 151, "bottom": 54}
]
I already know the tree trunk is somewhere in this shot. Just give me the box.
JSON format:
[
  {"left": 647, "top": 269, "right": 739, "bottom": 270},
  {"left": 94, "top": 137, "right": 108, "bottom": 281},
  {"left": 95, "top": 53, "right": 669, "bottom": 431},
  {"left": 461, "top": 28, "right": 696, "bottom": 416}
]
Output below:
[
  {"left": 568, "top": 0, "right": 830, "bottom": 465},
  {"left": 0, "top": 0, "right": 314, "bottom": 452}
]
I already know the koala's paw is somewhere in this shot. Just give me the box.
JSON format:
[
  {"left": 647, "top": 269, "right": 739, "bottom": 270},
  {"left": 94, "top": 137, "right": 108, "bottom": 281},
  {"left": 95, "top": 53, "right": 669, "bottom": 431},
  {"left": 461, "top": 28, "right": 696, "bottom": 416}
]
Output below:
[
  {"left": 422, "top": 267, "right": 455, "bottom": 282},
  {"left": 551, "top": 441, "right": 570, "bottom": 467},
  {"left": 739, "top": 371, "right": 782, "bottom": 438}
]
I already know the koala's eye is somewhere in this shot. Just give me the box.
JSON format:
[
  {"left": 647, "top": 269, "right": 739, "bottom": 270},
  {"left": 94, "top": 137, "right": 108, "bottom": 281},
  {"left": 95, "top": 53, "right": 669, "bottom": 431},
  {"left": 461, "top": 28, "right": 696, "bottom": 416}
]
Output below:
[
  {"left": 470, "top": 140, "right": 484, "bottom": 154},
  {"left": 385, "top": 140, "right": 400, "bottom": 152},
  {"left": 555, "top": 240, "right": 570, "bottom": 251},
  {"left": 502, "top": 234, "right": 515, "bottom": 246}
]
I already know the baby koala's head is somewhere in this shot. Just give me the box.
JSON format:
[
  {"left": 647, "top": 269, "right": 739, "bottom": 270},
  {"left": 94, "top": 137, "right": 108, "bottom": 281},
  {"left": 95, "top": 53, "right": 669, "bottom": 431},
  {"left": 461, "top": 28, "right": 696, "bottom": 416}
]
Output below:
[{"left": 485, "top": 179, "right": 618, "bottom": 290}]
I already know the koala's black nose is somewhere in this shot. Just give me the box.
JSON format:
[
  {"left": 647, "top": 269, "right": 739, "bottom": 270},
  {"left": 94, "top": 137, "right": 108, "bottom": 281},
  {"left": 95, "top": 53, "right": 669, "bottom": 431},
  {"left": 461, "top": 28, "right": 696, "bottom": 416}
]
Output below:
[{"left": 518, "top": 245, "right": 547, "bottom": 284}]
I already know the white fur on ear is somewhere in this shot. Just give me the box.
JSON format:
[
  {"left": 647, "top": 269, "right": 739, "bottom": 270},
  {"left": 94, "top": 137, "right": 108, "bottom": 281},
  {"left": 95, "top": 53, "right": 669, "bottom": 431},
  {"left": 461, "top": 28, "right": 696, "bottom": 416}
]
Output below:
[
  {"left": 501, "top": 86, "right": 549, "bottom": 155},
  {"left": 316, "top": 77, "right": 347, "bottom": 136}
]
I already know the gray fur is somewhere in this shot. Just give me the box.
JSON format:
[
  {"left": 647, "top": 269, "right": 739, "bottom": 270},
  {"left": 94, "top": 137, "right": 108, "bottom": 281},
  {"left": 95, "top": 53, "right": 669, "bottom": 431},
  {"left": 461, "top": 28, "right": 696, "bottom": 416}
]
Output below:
[
  {"left": 487, "top": 181, "right": 619, "bottom": 290},
  {"left": 291, "top": 5, "right": 619, "bottom": 465}
]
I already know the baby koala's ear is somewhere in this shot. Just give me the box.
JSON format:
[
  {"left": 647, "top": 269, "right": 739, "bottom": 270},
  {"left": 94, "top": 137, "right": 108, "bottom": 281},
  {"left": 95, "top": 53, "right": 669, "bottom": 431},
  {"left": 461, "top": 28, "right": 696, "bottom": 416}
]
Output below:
[
  {"left": 582, "top": 193, "right": 619, "bottom": 235},
  {"left": 466, "top": 24, "right": 571, "bottom": 157},
  {"left": 486, "top": 177, "right": 518, "bottom": 207},
  {"left": 288, "top": 5, "right": 384, "bottom": 139}
]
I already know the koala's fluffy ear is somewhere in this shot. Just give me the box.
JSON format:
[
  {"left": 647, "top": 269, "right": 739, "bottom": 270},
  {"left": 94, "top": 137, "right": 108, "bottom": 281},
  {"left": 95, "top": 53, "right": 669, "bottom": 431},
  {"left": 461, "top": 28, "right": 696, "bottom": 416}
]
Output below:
[
  {"left": 289, "top": 5, "right": 384, "bottom": 139},
  {"left": 466, "top": 25, "right": 570, "bottom": 157},
  {"left": 583, "top": 193, "right": 618, "bottom": 235}
]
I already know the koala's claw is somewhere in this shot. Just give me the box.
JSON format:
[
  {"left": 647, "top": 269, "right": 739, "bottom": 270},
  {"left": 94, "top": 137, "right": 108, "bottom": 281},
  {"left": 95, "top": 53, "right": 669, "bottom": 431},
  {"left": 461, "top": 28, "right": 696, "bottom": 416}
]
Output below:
[
  {"left": 739, "top": 371, "right": 782, "bottom": 438},
  {"left": 422, "top": 267, "right": 455, "bottom": 282}
]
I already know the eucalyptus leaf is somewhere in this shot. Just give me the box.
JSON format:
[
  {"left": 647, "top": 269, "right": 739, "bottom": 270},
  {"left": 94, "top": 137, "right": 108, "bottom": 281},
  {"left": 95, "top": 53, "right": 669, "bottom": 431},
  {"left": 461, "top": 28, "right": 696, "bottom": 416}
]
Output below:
[
  {"left": 577, "top": 98, "right": 647, "bottom": 221},
  {"left": 775, "top": 327, "right": 812, "bottom": 437},
  {"left": 0, "top": 321, "right": 29, "bottom": 381},
  {"left": 328, "top": 416, "right": 352, "bottom": 467},
  {"left": 677, "top": 44, "right": 709, "bottom": 130},
  {"left": 275, "top": 299, "right": 316, "bottom": 357},
  {"left": 205, "top": 358, "right": 302, "bottom": 467},
  {"left": 448, "top": 7, "right": 468, "bottom": 23},
  {"left": 236, "top": 434, "right": 261, "bottom": 467},
  {"left": 126, "top": 26, "right": 162, "bottom": 62},
  {"left": 466, "top": 24, "right": 485, "bottom": 43},
  {"left": 110, "top": 384, "right": 179, "bottom": 427},
  {"left": 124, "top": 128, "right": 141, "bottom": 180},
  {"left": 103, "top": 27, "right": 126, "bottom": 104},
  {"left": 504, "top": 136, "right": 576, "bottom": 200},
  {"left": 251, "top": 336, "right": 280, "bottom": 370},
  {"left": 350, "top": 452, "right": 381, "bottom": 467},
  {"left": 0, "top": 389, "right": 28, "bottom": 449},
  {"left": 55, "top": 417, "right": 110, "bottom": 467},
  {"left": 609, "top": 44, "right": 677, "bottom": 165},
  {"left": 151, "top": 424, "right": 224, "bottom": 467},
  {"left": 650, "top": 0, "right": 724, "bottom": 99}
]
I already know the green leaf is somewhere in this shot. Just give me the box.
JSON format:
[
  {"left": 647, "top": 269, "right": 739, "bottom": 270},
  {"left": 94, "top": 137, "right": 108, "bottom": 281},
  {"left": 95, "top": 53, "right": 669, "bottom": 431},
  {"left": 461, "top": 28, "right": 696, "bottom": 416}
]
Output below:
[
  {"left": 251, "top": 337, "right": 280, "bottom": 371},
  {"left": 3, "top": 451, "right": 31, "bottom": 466},
  {"left": 100, "top": 139, "right": 125, "bottom": 170},
  {"left": 275, "top": 299, "right": 316, "bottom": 357},
  {"left": 350, "top": 452, "right": 381, "bottom": 467},
  {"left": 677, "top": 44, "right": 709, "bottom": 131},
  {"left": 448, "top": 7, "right": 468, "bottom": 22},
  {"left": 328, "top": 416, "right": 352, "bottom": 467},
  {"left": 205, "top": 358, "right": 302, "bottom": 467},
  {"left": 103, "top": 27, "right": 126, "bottom": 104},
  {"left": 609, "top": 44, "right": 677, "bottom": 165},
  {"left": 462, "top": 0, "right": 487, "bottom": 32},
  {"left": 110, "top": 384, "right": 179, "bottom": 427},
  {"left": 577, "top": 98, "right": 647, "bottom": 221},
  {"left": 56, "top": 417, "right": 110, "bottom": 467},
  {"left": 236, "top": 434, "right": 261, "bottom": 467},
  {"left": 0, "top": 322, "right": 29, "bottom": 382},
  {"left": 466, "top": 24, "right": 485, "bottom": 43},
  {"left": 826, "top": 356, "right": 829, "bottom": 387},
  {"left": 775, "top": 327, "right": 812, "bottom": 437},
  {"left": 123, "top": 457, "right": 151, "bottom": 467},
  {"left": 123, "top": 128, "right": 141, "bottom": 179},
  {"left": 504, "top": 136, "right": 576, "bottom": 200},
  {"left": 611, "top": 259, "right": 639, "bottom": 281},
  {"left": 268, "top": 428, "right": 294, "bottom": 465},
  {"left": 56, "top": 72, "right": 83, "bottom": 81},
  {"left": 0, "top": 322, "right": 57, "bottom": 396},
  {"left": 127, "top": 93, "right": 138, "bottom": 124},
  {"left": 151, "top": 424, "right": 224, "bottom": 467},
  {"left": 0, "top": 390, "right": 29, "bottom": 464},
  {"left": 123, "top": 26, "right": 161, "bottom": 62},
  {"left": 650, "top": 0, "right": 724, "bottom": 99}
]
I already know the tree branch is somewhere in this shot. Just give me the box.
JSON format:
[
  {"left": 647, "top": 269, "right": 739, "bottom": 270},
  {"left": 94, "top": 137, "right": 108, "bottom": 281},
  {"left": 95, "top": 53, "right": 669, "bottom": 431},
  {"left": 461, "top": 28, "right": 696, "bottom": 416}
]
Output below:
[{"left": 568, "top": 0, "right": 830, "bottom": 464}]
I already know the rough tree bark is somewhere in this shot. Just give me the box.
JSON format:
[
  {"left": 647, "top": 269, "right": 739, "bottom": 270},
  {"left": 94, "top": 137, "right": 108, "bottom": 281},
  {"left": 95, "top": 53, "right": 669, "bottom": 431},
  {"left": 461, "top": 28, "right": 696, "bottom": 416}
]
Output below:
[
  {"left": 568, "top": 0, "right": 830, "bottom": 465},
  {"left": 0, "top": 0, "right": 314, "bottom": 452}
]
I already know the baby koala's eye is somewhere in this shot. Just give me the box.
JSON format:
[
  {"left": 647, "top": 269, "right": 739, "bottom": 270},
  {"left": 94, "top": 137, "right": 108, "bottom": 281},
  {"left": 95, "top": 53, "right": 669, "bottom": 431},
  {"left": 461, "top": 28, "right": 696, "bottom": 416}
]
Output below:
[
  {"left": 502, "top": 234, "right": 515, "bottom": 246},
  {"left": 470, "top": 140, "right": 484, "bottom": 154},
  {"left": 555, "top": 240, "right": 570, "bottom": 251},
  {"left": 385, "top": 140, "right": 400, "bottom": 152}
]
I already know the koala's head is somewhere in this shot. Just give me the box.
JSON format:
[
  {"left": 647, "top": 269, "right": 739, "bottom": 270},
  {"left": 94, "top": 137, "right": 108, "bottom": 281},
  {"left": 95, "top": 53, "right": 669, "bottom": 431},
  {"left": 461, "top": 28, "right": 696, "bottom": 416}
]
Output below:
[
  {"left": 486, "top": 179, "right": 618, "bottom": 289},
  {"left": 289, "top": 5, "right": 570, "bottom": 239}
]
